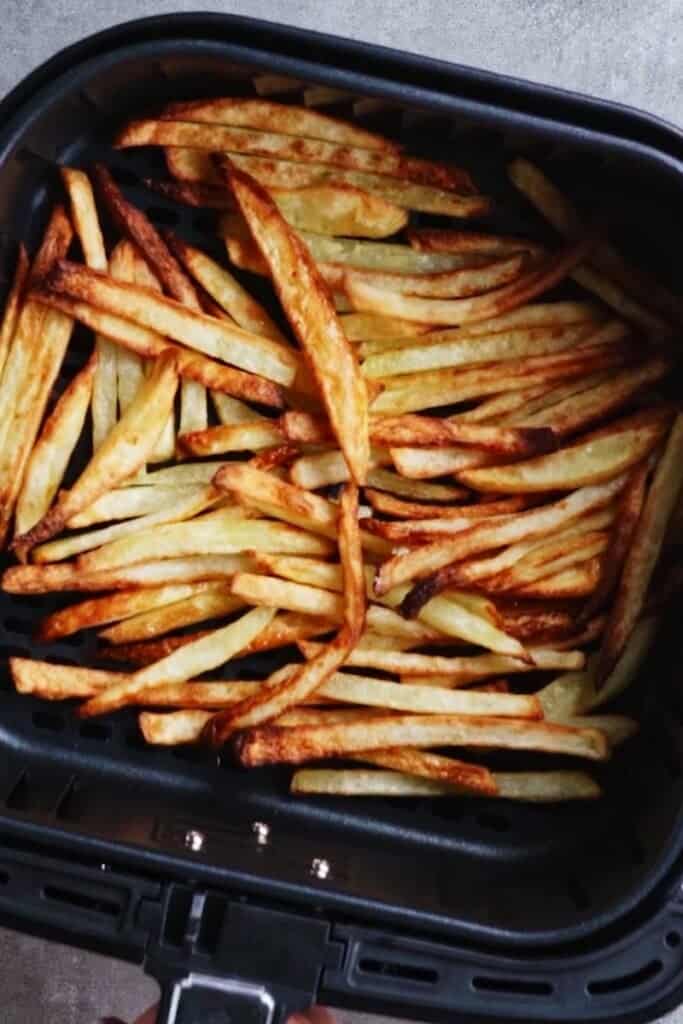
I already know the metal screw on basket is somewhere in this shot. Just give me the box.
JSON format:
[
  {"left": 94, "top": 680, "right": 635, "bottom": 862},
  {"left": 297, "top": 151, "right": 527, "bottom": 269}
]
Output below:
[
  {"left": 252, "top": 821, "right": 270, "bottom": 846},
  {"left": 310, "top": 857, "right": 331, "bottom": 880},
  {"left": 184, "top": 829, "right": 205, "bottom": 853}
]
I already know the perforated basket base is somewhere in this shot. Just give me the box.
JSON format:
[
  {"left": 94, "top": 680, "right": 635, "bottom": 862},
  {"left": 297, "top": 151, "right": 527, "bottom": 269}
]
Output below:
[{"left": 0, "top": 23, "right": 682, "bottom": 959}]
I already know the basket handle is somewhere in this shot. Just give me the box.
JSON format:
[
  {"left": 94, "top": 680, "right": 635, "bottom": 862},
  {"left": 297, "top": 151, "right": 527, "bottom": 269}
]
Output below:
[{"left": 154, "top": 972, "right": 283, "bottom": 1024}]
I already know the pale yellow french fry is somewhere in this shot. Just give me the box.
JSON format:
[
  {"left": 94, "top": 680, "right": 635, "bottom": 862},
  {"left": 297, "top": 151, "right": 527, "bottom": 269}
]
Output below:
[
  {"left": 15, "top": 352, "right": 97, "bottom": 535},
  {"left": 0, "top": 244, "right": 29, "bottom": 383},
  {"left": 67, "top": 485, "right": 197, "bottom": 527},
  {"left": 99, "top": 586, "right": 245, "bottom": 644}
]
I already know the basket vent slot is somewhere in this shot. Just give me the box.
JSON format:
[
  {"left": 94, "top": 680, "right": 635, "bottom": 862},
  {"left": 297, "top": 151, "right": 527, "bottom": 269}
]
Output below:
[
  {"left": 475, "top": 811, "right": 510, "bottom": 833},
  {"left": 587, "top": 959, "right": 662, "bottom": 995},
  {"left": 472, "top": 975, "right": 553, "bottom": 997},
  {"left": 197, "top": 892, "right": 226, "bottom": 955},
  {"left": 358, "top": 957, "right": 438, "bottom": 986},
  {"left": 145, "top": 205, "right": 180, "bottom": 226},
  {"left": 5, "top": 770, "right": 30, "bottom": 811},
  {"left": 32, "top": 709, "right": 65, "bottom": 732},
  {"left": 79, "top": 721, "right": 112, "bottom": 742},
  {"left": 163, "top": 886, "right": 193, "bottom": 947},
  {"left": 43, "top": 884, "right": 120, "bottom": 918}
]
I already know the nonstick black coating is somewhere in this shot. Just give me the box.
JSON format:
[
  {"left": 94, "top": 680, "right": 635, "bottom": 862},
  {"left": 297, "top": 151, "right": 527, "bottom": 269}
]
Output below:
[{"left": 0, "top": 23, "right": 682, "bottom": 952}]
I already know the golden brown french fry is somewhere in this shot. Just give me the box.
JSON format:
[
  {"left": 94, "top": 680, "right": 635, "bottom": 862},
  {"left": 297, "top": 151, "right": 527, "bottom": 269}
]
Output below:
[
  {"left": 0, "top": 244, "right": 29, "bottom": 382},
  {"left": 598, "top": 414, "right": 683, "bottom": 681},
  {"left": 516, "top": 560, "right": 601, "bottom": 599},
  {"left": 350, "top": 748, "right": 496, "bottom": 793},
  {"left": 78, "top": 511, "right": 334, "bottom": 572},
  {"left": 203, "top": 483, "right": 365, "bottom": 745},
  {"left": 214, "top": 463, "right": 389, "bottom": 555},
  {"left": 252, "top": 75, "right": 303, "bottom": 96},
  {"left": 2, "top": 554, "right": 251, "bottom": 594},
  {"left": 171, "top": 149, "right": 489, "bottom": 216},
  {"left": 164, "top": 233, "right": 287, "bottom": 341},
  {"left": 346, "top": 239, "right": 592, "bottom": 325},
  {"left": 224, "top": 160, "right": 369, "bottom": 484},
  {"left": 33, "top": 485, "right": 222, "bottom": 564},
  {"left": 61, "top": 168, "right": 118, "bottom": 451},
  {"left": 498, "top": 606, "right": 574, "bottom": 641},
  {"left": 39, "top": 581, "right": 216, "bottom": 641},
  {"left": 79, "top": 605, "right": 276, "bottom": 717},
  {"left": 375, "top": 474, "right": 627, "bottom": 598},
  {"left": 11, "top": 658, "right": 123, "bottom": 699},
  {"left": 364, "top": 491, "right": 523, "bottom": 520},
  {"left": 270, "top": 184, "right": 408, "bottom": 238},
  {"left": 457, "top": 408, "right": 671, "bottom": 493},
  {"left": 341, "top": 253, "right": 526, "bottom": 299},
  {"left": 407, "top": 227, "right": 543, "bottom": 256},
  {"left": 15, "top": 352, "right": 97, "bottom": 535},
  {"left": 478, "top": 531, "right": 609, "bottom": 593},
  {"left": 160, "top": 96, "right": 398, "bottom": 152},
  {"left": 120, "top": 118, "right": 470, "bottom": 192},
  {"left": 12, "top": 353, "right": 179, "bottom": 557},
  {"left": 236, "top": 713, "right": 607, "bottom": 766},
  {"left": 99, "top": 586, "right": 245, "bottom": 644},
  {"left": 232, "top": 572, "right": 345, "bottom": 620},
  {"left": 45, "top": 259, "right": 298, "bottom": 387},
  {"left": 32, "top": 286, "right": 285, "bottom": 409},
  {"left": 327, "top": 672, "right": 541, "bottom": 717},
  {"left": 370, "top": 415, "right": 556, "bottom": 456},
  {"left": 178, "top": 420, "right": 283, "bottom": 456},
  {"left": 340, "top": 313, "right": 434, "bottom": 341}
]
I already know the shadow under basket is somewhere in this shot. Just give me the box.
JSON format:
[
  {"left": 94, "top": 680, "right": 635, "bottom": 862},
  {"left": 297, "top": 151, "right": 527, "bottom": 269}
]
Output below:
[{"left": 0, "top": 13, "right": 682, "bottom": 1024}]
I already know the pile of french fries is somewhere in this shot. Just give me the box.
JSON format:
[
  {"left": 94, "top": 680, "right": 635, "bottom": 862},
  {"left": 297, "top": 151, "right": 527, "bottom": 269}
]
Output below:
[{"left": 2, "top": 92, "right": 683, "bottom": 804}]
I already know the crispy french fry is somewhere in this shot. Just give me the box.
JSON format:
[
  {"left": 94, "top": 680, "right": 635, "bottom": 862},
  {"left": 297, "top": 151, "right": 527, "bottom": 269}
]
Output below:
[
  {"left": 32, "top": 286, "right": 285, "bottom": 408},
  {"left": 179, "top": 420, "right": 283, "bottom": 456},
  {"left": 236, "top": 713, "right": 607, "bottom": 766},
  {"left": 407, "top": 227, "right": 543, "bottom": 257},
  {"left": 160, "top": 97, "right": 397, "bottom": 152},
  {"left": 121, "top": 118, "right": 471, "bottom": 193},
  {"left": 340, "top": 313, "right": 434, "bottom": 341},
  {"left": 479, "top": 531, "right": 609, "bottom": 593},
  {"left": 78, "top": 511, "right": 334, "bottom": 572},
  {"left": 15, "top": 352, "right": 97, "bottom": 535},
  {"left": 598, "top": 414, "right": 683, "bottom": 681},
  {"left": 371, "top": 415, "right": 556, "bottom": 456},
  {"left": 11, "top": 658, "right": 123, "bottom": 699},
  {"left": 12, "top": 353, "right": 180, "bottom": 558},
  {"left": 351, "top": 748, "right": 496, "bottom": 793},
  {"left": 39, "top": 581, "right": 216, "bottom": 641},
  {"left": 79, "top": 605, "right": 276, "bottom": 717},
  {"left": 171, "top": 149, "right": 489, "bottom": 216},
  {"left": 376, "top": 475, "right": 626, "bottom": 598},
  {"left": 2, "top": 555, "right": 251, "bottom": 594},
  {"left": 224, "top": 161, "right": 369, "bottom": 484},
  {"left": 364, "top": 491, "right": 523, "bottom": 520},
  {"left": 68, "top": 485, "right": 197, "bottom": 527},
  {"left": 99, "top": 586, "right": 245, "bottom": 644},
  {"left": 457, "top": 408, "right": 671, "bottom": 493},
  {"left": 232, "top": 572, "right": 345, "bottom": 620},
  {"left": 341, "top": 252, "right": 526, "bottom": 299},
  {"left": 0, "top": 244, "right": 29, "bottom": 382},
  {"left": 346, "top": 240, "right": 592, "bottom": 325},
  {"left": 214, "top": 463, "right": 389, "bottom": 555}
]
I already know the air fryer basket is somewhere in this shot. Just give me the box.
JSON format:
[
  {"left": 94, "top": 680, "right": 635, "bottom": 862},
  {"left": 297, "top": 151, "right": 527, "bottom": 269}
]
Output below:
[{"left": 0, "top": 14, "right": 683, "bottom": 1024}]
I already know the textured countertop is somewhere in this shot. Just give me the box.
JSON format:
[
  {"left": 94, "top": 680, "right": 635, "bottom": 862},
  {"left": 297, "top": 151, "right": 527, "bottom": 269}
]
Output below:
[{"left": 0, "top": 1, "right": 681, "bottom": 1021}]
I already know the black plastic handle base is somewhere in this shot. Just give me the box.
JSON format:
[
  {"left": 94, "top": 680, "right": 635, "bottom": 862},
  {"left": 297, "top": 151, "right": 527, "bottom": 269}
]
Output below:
[{"left": 155, "top": 972, "right": 278, "bottom": 1024}]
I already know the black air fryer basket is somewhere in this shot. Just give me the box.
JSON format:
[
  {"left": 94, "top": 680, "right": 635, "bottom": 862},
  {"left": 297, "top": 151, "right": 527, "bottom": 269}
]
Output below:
[{"left": 1, "top": 14, "right": 683, "bottom": 1024}]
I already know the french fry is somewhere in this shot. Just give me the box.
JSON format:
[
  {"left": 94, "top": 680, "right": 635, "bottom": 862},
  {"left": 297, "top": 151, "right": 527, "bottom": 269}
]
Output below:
[
  {"left": 144, "top": 462, "right": 230, "bottom": 486},
  {"left": 252, "top": 75, "right": 303, "bottom": 96},
  {"left": 341, "top": 253, "right": 526, "bottom": 299},
  {"left": 11, "top": 658, "right": 123, "bottom": 699},
  {"left": 598, "top": 414, "right": 683, "bottom": 681},
  {"left": 179, "top": 420, "right": 284, "bottom": 456},
  {"left": 99, "top": 586, "right": 245, "bottom": 644},
  {"left": 214, "top": 463, "right": 389, "bottom": 555},
  {"left": 250, "top": 553, "right": 343, "bottom": 592},
  {"left": 164, "top": 233, "right": 287, "bottom": 341},
  {"left": 79, "top": 511, "right": 334, "bottom": 572},
  {"left": 203, "top": 483, "right": 365, "bottom": 745},
  {"left": 457, "top": 408, "right": 671, "bottom": 493},
  {"left": 364, "top": 490, "right": 523, "bottom": 520},
  {"left": 170, "top": 149, "right": 490, "bottom": 216},
  {"left": 32, "top": 286, "right": 285, "bottom": 408},
  {"left": 407, "top": 227, "right": 543, "bottom": 257},
  {"left": 270, "top": 184, "right": 408, "bottom": 238},
  {"left": 289, "top": 450, "right": 385, "bottom": 490},
  {"left": 61, "top": 168, "right": 118, "bottom": 451},
  {"left": 236, "top": 713, "right": 607, "bottom": 766},
  {"left": 39, "top": 581, "right": 216, "bottom": 641},
  {"left": 345, "top": 239, "right": 592, "bottom": 325},
  {"left": 12, "top": 351, "right": 180, "bottom": 558},
  {"left": 159, "top": 97, "right": 397, "bottom": 152},
  {"left": 350, "top": 748, "right": 496, "bottom": 793},
  {"left": 0, "top": 244, "right": 29, "bottom": 382},
  {"left": 340, "top": 313, "right": 434, "bottom": 341},
  {"left": 45, "top": 259, "right": 298, "bottom": 387},
  {"left": 516, "top": 560, "right": 601, "bottom": 599},
  {"left": 479, "top": 531, "right": 610, "bottom": 594},
  {"left": 370, "top": 415, "right": 556, "bottom": 456},
  {"left": 32, "top": 485, "right": 222, "bottom": 563},
  {"left": 232, "top": 572, "right": 345, "bottom": 620},
  {"left": 2, "top": 554, "right": 251, "bottom": 594},
  {"left": 499, "top": 606, "right": 574, "bottom": 641},
  {"left": 492, "top": 771, "right": 601, "bottom": 802},
  {"left": 224, "top": 161, "right": 369, "bottom": 484},
  {"left": 79, "top": 605, "right": 276, "bottom": 717},
  {"left": 111, "top": 241, "right": 145, "bottom": 424},
  {"left": 14, "top": 352, "right": 97, "bottom": 535},
  {"left": 362, "top": 321, "right": 598, "bottom": 378},
  {"left": 364, "top": 468, "right": 465, "bottom": 501},
  {"left": 376, "top": 475, "right": 627, "bottom": 598},
  {"left": 121, "top": 118, "right": 471, "bottom": 193}
]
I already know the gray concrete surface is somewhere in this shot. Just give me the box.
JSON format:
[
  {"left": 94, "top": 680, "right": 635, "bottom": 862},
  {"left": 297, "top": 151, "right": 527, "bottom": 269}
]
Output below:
[{"left": 0, "top": 1, "right": 681, "bottom": 1021}]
